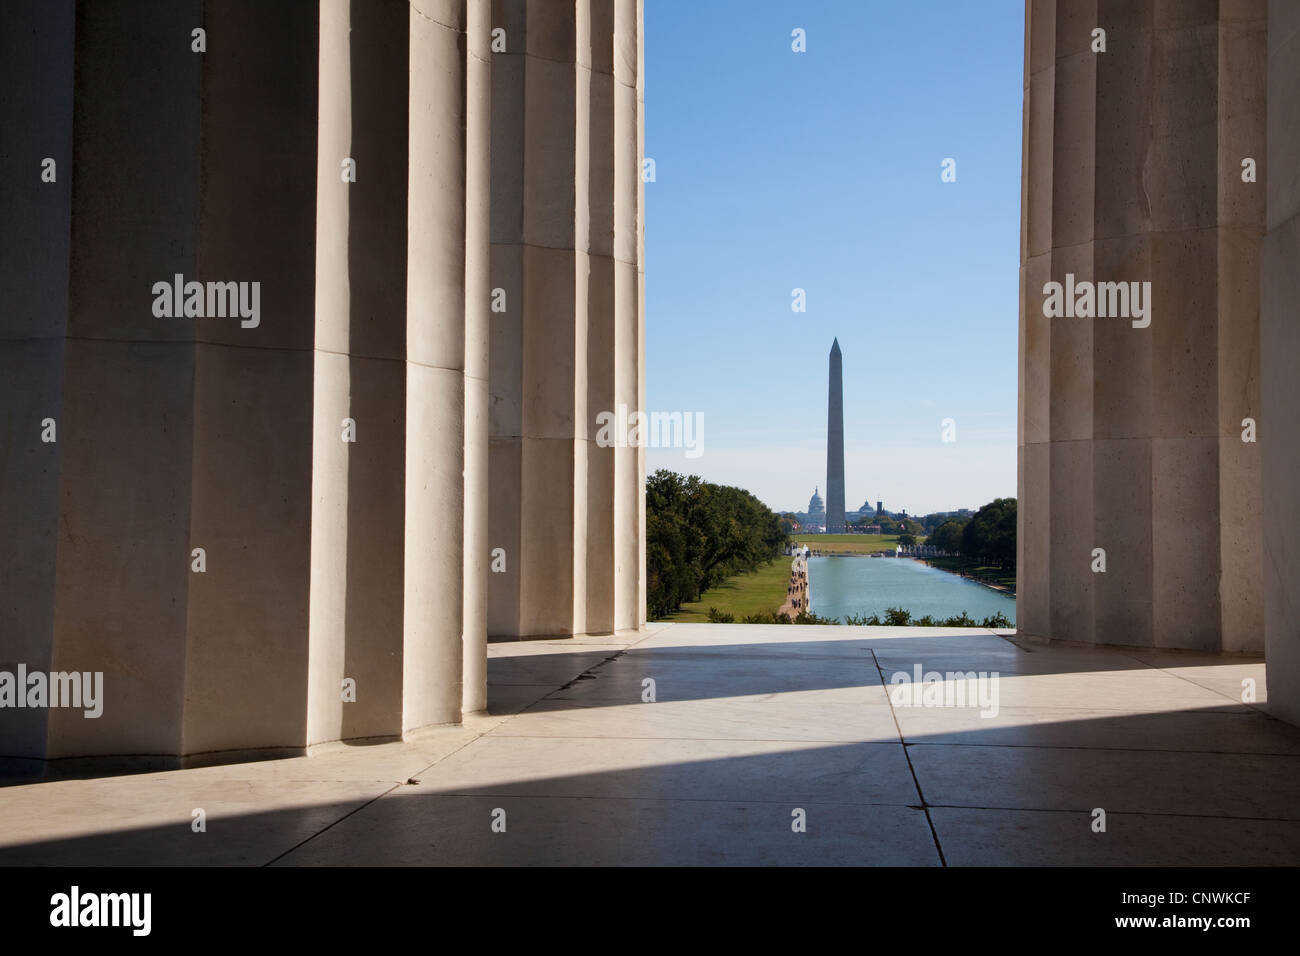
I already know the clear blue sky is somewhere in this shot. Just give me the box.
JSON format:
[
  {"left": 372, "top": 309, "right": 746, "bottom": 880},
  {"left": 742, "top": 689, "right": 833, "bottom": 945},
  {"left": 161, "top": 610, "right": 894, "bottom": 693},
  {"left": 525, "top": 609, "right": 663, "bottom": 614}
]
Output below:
[{"left": 644, "top": 0, "right": 1023, "bottom": 516}]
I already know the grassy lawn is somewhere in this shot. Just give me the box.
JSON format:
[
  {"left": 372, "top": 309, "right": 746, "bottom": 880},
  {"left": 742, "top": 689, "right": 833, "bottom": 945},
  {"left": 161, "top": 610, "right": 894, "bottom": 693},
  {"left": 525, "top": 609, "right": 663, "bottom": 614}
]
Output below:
[
  {"left": 923, "top": 556, "right": 1017, "bottom": 591},
  {"left": 790, "top": 533, "right": 907, "bottom": 554},
  {"left": 662, "top": 558, "right": 793, "bottom": 623}
]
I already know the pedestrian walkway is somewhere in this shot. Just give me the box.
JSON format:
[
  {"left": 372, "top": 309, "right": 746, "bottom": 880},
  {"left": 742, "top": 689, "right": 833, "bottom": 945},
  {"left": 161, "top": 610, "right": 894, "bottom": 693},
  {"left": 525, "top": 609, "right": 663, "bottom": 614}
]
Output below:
[{"left": 778, "top": 552, "right": 809, "bottom": 618}]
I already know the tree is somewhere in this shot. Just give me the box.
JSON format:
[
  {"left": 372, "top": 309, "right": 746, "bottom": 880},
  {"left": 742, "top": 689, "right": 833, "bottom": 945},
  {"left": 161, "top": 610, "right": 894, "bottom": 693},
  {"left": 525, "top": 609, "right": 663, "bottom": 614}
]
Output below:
[
  {"left": 929, "top": 518, "right": 967, "bottom": 553},
  {"left": 918, "top": 512, "right": 951, "bottom": 536},
  {"left": 645, "top": 470, "right": 786, "bottom": 619},
  {"left": 898, "top": 532, "right": 917, "bottom": 547},
  {"left": 873, "top": 515, "right": 903, "bottom": 534},
  {"left": 960, "top": 498, "right": 1016, "bottom": 569}
]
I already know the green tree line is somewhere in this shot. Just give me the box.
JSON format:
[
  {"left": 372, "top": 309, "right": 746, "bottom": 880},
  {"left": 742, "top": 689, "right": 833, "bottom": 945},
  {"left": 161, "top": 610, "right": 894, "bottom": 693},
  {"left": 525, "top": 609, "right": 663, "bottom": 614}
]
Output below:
[
  {"left": 927, "top": 497, "right": 1017, "bottom": 569},
  {"left": 646, "top": 470, "right": 786, "bottom": 619}
]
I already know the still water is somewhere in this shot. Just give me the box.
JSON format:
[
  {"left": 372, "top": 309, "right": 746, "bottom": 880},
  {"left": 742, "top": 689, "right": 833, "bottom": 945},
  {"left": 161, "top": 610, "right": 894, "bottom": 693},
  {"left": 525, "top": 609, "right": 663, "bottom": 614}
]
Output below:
[{"left": 808, "top": 556, "right": 1017, "bottom": 624}]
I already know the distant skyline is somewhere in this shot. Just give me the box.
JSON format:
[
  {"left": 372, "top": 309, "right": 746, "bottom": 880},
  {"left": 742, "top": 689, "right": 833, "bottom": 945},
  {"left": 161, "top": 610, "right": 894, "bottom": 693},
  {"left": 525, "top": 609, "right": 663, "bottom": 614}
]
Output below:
[{"left": 643, "top": 0, "right": 1021, "bottom": 515}]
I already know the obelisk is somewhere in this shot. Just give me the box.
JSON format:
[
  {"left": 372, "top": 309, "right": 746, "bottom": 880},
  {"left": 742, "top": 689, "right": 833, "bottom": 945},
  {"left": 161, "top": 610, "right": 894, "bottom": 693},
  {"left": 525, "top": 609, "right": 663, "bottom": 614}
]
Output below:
[{"left": 826, "top": 338, "right": 846, "bottom": 533}]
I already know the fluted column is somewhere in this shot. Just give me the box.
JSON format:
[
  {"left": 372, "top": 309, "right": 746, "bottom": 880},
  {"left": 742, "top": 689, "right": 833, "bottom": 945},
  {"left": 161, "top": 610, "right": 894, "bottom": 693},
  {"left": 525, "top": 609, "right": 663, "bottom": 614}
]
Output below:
[
  {"left": 403, "top": 0, "right": 475, "bottom": 730},
  {"left": 1214, "top": 1, "right": 1269, "bottom": 653},
  {"left": 181, "top": 1, "right": 322, "bottom": 759},
  {"left": 1, "top": 0, "right": 640, "bottom": 769},
  {"left": 636, "top": 0, "right": 647, "bottom": 624},
  {"left": 1018, "top": 0, "right": 1266, "bottom": 652},
  {"left": 45, "top": 0, "right": 205, "bottom": 763},
  {"left": 10, "top": 0, "right": 326, "bottom": 765},
  {"left": 0, "top": 0, "right": 76, "bottom": 765},
  {"left": 463, "top": 0, "right": 492, "bottom": 713},
  {"left": 517, "top": 0, "right": 581, "bottom": 637},
  {"left": 488, "top": 0, "right": 641, "bottom": 639},
  {"left": 582, "top": 0, "right": 618, "bottom": 635},
  {"left": 1263, "top": 1, "right": 1300, "bottom": 723},
  {"left": 613, "top": 0, "right": 644, "bottom": 632},
  {"left": 308, "top": 0, "right": 410, "bottom": 746},
  {"left": 487, "top": 0, "right": 526, "bottom": 638}
]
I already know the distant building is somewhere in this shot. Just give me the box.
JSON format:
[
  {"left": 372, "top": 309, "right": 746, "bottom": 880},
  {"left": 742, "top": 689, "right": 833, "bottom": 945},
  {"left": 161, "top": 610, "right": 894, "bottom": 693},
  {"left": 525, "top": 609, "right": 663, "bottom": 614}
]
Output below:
[
  {"left": 876, "top": 500, "right": 883, "bottom": 515},
  {"left": 845, "top": 499, "right": 876, "bottom": 524},
  {"left": 807, "top": 486, "right": 825, "bottom": 519},
  {"left": 793, "top": 489, "right": 828, "bottom": 532}
]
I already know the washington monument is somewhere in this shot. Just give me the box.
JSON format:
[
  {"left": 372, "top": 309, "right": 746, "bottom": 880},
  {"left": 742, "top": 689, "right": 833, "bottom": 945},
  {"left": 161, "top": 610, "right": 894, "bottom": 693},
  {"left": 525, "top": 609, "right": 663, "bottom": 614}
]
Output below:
[{"left": 826, "top": 338, "right": 846, "bottom": 533}]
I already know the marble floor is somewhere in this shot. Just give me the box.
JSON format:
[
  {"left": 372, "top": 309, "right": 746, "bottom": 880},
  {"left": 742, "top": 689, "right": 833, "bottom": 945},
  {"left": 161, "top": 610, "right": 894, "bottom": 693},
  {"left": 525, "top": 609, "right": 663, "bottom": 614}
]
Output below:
[{"left": 2, "top": 623, "right": 1298, "bottom": 866}]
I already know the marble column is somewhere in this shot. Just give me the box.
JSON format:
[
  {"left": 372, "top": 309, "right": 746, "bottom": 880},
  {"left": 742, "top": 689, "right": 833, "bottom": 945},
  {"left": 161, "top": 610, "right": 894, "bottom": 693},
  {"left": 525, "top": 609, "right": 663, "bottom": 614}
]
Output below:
[
  {"left": 487, "top": 0, "right": 527, "bottom": 639},
  {"left": 636, "top": 0, "right": 648, "bottom": 624},
  {"left": 0, "top": 0, "right": 76, "bottom": 766},
  {"left": 1262, "top": 0, "right": 1300, "bottom": 725},
  {"left": 1, "top": 0, "right": 640, "bottom": 770},
  {"left": 582, "top": 0, "right": 618, "bottom": 637},
  {"left": 403, "top": 0, "right": 478, "bottom": 731},
  {"left": 44, "top": 0, "right": 206, "bottom": 765},
  {"left": 463, "top": 0, "right": 493, "bottom": 713},
  {"left": 180, "top": 0, "right": 321, "bottom": 762},
  {"left": 1018, "top": 0, "right": 1266, "bottom": 653},
  {"left": 516, "top": 0, "right": 581, "bottom": 638},
  {"left": 613, "top": 0, "right": 645, "bottom": 633},
  {"left": 488, "top": 0, "right": 643, "bottom": 639},
  {"left": 308, "top": 0, "right": 410, "bottom": 747}
]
